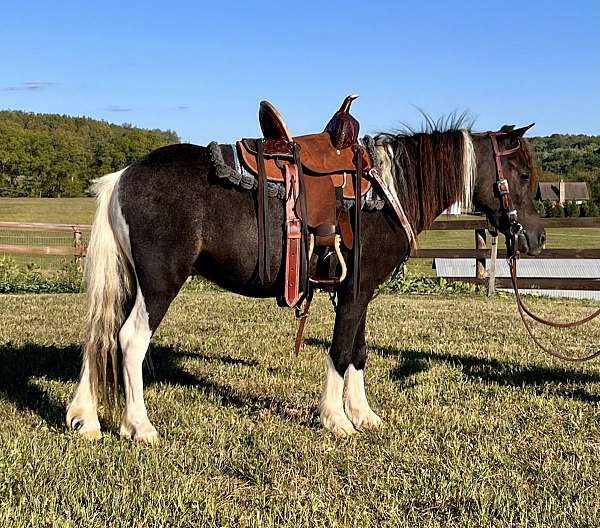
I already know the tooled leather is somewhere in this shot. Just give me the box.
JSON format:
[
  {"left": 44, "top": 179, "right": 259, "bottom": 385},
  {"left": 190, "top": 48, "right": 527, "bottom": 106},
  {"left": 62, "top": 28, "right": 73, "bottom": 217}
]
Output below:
[{"left": 236, "top": 138, "right": 371, "bottom": 199}]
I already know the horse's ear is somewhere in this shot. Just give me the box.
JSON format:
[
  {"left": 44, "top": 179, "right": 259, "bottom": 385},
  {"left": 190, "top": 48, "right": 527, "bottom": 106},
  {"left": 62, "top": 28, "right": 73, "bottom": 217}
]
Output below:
[
  {"left": 509, "top": 123, "right": 535, "bottom": 139},
  {"left": 500, "top": 124, "right": 515, "bottom": 132}
]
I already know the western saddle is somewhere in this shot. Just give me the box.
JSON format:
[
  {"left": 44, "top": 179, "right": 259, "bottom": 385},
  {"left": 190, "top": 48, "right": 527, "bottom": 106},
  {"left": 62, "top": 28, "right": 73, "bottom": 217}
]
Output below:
[{"left": 236, "top": 95, "right": 413, "bottom": 311}]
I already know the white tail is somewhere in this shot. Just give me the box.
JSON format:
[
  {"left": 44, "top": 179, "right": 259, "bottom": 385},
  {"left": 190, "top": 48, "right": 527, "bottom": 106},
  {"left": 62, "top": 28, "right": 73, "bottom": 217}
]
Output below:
[{"left": 82, "top": 169, "right": 133, "bottom": 401}]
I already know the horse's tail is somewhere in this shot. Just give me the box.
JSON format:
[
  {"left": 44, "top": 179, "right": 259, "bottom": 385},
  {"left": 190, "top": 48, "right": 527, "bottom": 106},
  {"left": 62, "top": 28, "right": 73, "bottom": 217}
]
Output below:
[{"left": 82, "top": 169, "right": 133, "bottom": 404}]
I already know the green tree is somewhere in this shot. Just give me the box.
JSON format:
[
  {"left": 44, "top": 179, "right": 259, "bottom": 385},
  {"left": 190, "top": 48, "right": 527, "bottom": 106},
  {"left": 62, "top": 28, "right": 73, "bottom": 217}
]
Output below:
[{"left": 0, "top": 110, "right": 179, "bottom": 197}]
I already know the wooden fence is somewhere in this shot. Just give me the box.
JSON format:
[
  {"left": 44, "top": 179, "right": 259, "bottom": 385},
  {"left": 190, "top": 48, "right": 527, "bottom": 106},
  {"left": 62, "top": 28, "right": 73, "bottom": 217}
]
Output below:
[
  {"left": 0, "top": 222, "right": 90, "bottom": 267},
  {"left": 1, "top": 218, "right": 599, "bottom": 294},
  {"left": 412, "top": 217, "right": 600, "bottom": 294}
]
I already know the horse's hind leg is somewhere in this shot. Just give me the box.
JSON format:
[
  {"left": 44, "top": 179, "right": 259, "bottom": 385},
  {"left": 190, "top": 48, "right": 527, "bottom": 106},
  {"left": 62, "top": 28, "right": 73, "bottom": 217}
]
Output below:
[
  {"left": 118, "top": 284, "right": 157, "bottom": 444},
  {"left": 66, "top": 356, "right": 102, "bottom": 440}
]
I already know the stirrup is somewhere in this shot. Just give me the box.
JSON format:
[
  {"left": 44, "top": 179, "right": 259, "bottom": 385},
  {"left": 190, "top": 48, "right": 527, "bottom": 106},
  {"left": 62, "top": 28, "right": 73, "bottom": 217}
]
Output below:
[{"left": 307, "top": 234, "right": 347, "bottom": 286}]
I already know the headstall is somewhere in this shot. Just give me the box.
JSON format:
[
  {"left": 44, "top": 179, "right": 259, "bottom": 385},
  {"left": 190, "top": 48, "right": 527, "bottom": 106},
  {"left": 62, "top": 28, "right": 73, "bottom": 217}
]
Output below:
[{"left": 488, "top": 132, "right": 600, "bottom": 362}]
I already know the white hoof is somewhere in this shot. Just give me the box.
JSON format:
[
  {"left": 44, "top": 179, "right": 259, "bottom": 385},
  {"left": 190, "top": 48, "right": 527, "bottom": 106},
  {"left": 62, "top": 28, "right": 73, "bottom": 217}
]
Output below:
[
  {"left": 321, "top": 408, "right": 357, "bottom": 438},
  {"left": 345, "top": 405, "right": 382, "bottom": 431},
  {"left": 66, "top": 404, "right": 102, "bottom": 440},
  {"left": 120, "top": 418, "right": 160, "bottom": 445}
]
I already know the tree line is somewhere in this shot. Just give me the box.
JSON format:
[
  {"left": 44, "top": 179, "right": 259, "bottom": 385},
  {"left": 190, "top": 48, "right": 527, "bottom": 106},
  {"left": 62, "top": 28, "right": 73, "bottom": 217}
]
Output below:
[
  {"left": 0, "top": 111, "right": 599, "bottom": 202},
  {"left": 0, "top": 111, "right": 179, "bottom": 197}
]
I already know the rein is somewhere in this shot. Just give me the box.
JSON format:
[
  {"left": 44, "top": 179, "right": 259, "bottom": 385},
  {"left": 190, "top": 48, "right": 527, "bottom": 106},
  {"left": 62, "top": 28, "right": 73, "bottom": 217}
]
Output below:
[{"left": 490, "top": 131, "right": 600, "bottom": 362}]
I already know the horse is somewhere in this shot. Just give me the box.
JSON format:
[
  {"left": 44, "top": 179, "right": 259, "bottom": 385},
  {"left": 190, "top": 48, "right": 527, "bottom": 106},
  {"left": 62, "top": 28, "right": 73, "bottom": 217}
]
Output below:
[{"left": 66, "top": 118, "right": 545, "bottom": 442}]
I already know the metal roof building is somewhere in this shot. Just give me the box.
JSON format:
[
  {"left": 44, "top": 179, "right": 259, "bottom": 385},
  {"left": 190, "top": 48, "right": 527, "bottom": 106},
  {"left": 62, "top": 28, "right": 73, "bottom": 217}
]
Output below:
[
  {"left": 536, "top": 181, "right": 590, "bottom": 203},
  {"left": 435, "top": 258, "right": 600, "bottom": 300}
]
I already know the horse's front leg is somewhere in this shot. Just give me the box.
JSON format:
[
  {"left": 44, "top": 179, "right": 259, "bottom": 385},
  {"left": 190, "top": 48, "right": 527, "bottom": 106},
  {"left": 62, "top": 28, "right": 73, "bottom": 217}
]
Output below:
[
  {"left": 319, "top": 291, "right": 372, "bottom": 437},
  {"left": 343, "top": 312, "right": 382, "bottom": 430}
]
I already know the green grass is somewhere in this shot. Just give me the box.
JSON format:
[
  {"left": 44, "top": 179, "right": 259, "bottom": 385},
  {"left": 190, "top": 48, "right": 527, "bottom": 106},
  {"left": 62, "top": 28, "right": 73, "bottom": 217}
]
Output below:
[
  {"left": 0, "top": 197, "right": 96, "bottom": 224},
  {"left": 2, "top": 291, "right": 600, "bottom": 527}
]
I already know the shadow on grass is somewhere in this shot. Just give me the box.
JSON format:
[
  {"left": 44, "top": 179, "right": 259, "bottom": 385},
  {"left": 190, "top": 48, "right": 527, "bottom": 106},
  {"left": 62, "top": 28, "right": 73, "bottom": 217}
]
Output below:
[
  {"left": 0, "top": 342, "right": 314, "bottom": 431},
  {"left": 305, "top": 337, "right": 600, "bottom": 403}
]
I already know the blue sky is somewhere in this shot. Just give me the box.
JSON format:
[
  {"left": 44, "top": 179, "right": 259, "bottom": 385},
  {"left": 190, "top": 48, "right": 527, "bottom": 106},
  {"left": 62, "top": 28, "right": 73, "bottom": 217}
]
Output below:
[{"left": 1, "top": 0, "right": 598, "bottom": 144}]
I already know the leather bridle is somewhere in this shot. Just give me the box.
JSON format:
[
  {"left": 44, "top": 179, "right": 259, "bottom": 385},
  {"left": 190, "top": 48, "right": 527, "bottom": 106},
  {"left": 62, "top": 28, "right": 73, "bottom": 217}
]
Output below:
[
  {"left": 489, "top": 132, "right": 600, "bottom": 362},
  {"left": 490, "top": 131, "right": 524, "bottom": 241}
]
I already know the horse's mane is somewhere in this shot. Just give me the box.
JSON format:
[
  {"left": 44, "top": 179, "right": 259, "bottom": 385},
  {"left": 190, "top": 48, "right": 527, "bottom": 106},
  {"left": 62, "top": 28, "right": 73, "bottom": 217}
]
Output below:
[
  {"left": 374, "top": 115, "right": 476, "bottom": 232},
  {"left": 520, "top": 138, "right": 539, "bottom": 192}
]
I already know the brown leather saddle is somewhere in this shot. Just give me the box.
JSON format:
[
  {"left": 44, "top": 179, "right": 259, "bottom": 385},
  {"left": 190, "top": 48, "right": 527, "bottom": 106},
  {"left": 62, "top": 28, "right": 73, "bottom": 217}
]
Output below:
[{"left": 237, "top": 95, "right": 372, "bottom": 307}]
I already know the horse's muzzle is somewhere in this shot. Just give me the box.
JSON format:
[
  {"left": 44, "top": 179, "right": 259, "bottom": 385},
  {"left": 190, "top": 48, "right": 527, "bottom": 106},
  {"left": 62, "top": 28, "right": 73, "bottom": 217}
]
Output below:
[{"left": 521, "top": 228, "right": 546, "bottom": 256}]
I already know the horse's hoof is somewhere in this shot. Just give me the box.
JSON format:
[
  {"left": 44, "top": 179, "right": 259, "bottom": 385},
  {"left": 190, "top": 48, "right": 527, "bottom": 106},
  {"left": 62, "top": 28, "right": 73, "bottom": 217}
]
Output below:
[
  {"left": 68, "top": 419, "right": 102, "bottom": 440},
  {"left": 345, "top": 406, "right": 382, "bottom": 431},
  {"left": 120, "top": 420, "right": 160, "bottom": 445},
  {"left": 134, "top": 430, "right": 160, "bottom": 445},
  {"left": 80, "top": 429, "right": 103, "bottom": 441},
  {"left": 321, "top": 409, "right": 357, "bottom": 438},
  {"left": 67, "top": 407, "right": 102, "bottom": 440}
]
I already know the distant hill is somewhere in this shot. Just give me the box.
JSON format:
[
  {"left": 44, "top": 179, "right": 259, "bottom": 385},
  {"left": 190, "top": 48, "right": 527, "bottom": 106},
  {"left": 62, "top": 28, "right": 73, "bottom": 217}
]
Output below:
[
  {"left": 529, "top": 134, "right": 600, "bottom": 204},
  {"left": 0, "top": 112, "right": 598, "bottom": 204},
  {"left": 0, "top": 111, "right": 179, "bottom": 197}
]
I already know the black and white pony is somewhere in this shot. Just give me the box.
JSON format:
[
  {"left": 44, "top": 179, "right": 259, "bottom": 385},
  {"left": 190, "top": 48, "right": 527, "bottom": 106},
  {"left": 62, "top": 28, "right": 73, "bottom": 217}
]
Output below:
[{"left": 66, "top": 122, "right": 544, "bottom": 442}]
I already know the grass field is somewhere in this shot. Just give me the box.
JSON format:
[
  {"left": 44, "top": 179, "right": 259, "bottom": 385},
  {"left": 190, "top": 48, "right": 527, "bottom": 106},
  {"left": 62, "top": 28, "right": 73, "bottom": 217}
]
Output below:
[
  {"left": 2, "top": 290, "right": 600, "bottom": 527},
  {"left": 1, "top": 198, "right": 598, "bottom": 275},
  {"left": 0, "top": 197, "right": 96, "bottom": 224},
  {"left": 0, "top": 198, "right": 95, "bottom": 270}
]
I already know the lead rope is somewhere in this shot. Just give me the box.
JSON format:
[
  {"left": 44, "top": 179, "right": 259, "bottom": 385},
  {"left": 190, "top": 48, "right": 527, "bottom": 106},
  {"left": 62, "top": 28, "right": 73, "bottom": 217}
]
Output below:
[{"left": 508, "top": 235, "right": 600, "bottom": 362}]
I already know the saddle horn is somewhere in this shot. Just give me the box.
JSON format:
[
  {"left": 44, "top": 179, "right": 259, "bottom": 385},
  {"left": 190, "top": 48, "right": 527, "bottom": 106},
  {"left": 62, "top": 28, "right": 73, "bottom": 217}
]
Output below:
[{"left": 324, "top": 94, "right": 360, "bottom": 150}]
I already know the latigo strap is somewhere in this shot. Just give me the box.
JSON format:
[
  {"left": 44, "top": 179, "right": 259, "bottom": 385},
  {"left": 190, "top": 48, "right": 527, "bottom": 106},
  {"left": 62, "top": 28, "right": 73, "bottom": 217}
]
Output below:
[
  {"left": 284, "top": 164, "right": 302, "bottom": 307},
  {"left": 256, "top": 139, "right": 271, "bottom": 284},
  {"left": 352, "top": 145, "right": 363, "bottom": 302}
]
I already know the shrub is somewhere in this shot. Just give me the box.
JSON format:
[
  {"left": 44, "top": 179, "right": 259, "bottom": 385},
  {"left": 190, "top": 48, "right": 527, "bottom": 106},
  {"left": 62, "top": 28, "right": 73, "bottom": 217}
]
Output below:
[
  {"left": 534, "top": 200, "right": 545, "bottom": 217},
  {"left": 564, "top": 201, "right": 580, "bottom": 218},
  {"left": 0, "top": 257, "right": 82, "bottom": 294},
  {"left": 542, "top": 199, "right": 554, "bottom": 218},
  {"left": 588, "top": 202, "right": 600, "bottom": 217},
  {"left": 580, "top": 203, "right": 590, "bottom": 217},
  {"left": 552, "top": 203, "right": 565, "bottom": 218},
  {"left": 380, "top": 267, "right": 484, "bottom": 296}
]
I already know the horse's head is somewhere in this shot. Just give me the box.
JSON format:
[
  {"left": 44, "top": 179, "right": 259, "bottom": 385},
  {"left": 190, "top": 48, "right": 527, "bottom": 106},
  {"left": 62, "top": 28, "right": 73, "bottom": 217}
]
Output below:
[{"left": 472, "top": 124, "right": 545, "bottom": 256}]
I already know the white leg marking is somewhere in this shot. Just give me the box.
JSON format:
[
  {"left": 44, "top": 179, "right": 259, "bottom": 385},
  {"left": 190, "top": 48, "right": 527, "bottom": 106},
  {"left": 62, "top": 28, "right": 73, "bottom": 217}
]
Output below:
[
  {"left": 344, "top": 365, "right": 382, "bottom": 430},
  {"left": 66, "top": 357, "right": 102, "bottom": 440},
  {"left": 118, "top": 287, "right": 159, "bottom": 444},
  {"left": 319, "top": 355, "right": 356, "bottom": 437}
]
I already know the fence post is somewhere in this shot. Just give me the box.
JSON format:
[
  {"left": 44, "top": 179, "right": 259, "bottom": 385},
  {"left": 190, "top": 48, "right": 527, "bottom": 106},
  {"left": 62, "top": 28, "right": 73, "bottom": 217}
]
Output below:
[
  {"left": 475, "top": 228, "right": 487, "bottom": 280},
  {"left": 73, "top": 229, "right": 83, "bottom": 271},
  {"left": 488, "top": 233, "right": 498, "bottom": 295}
]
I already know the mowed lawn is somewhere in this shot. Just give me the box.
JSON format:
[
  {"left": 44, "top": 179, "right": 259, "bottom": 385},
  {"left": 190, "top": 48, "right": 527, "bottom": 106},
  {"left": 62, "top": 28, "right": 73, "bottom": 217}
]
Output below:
[
  {"left": 2, "top": 291, "right": 600, "bottom": 527},
  {"left": 0, "top": 197, "right": 96, "bottom": 224}
]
